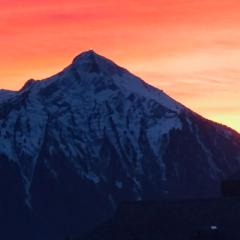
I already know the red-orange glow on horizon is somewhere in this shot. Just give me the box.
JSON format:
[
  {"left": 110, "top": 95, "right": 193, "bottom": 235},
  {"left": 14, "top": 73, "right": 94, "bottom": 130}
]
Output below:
[{"left": 0, "top": 0, "right": 240, "bottom": 132}]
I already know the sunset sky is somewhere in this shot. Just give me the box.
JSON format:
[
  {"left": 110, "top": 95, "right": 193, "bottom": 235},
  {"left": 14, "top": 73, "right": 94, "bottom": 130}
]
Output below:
[{"left": 0, "top": 0, "right": 240, "bottom": 131}]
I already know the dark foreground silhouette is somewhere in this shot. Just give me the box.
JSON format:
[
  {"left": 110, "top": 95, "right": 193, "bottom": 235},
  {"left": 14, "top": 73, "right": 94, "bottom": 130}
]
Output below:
[{"left": 76, "top": 197, "right": 240, "bottom": 240}]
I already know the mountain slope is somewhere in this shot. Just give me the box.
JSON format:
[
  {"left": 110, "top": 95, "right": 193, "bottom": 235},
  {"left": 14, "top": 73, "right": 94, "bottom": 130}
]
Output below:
[{"left": 0, "top": 50, "right": 240, "bottom": 239}]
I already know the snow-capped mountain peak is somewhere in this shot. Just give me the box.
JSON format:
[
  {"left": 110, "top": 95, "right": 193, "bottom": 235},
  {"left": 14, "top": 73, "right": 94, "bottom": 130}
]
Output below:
[{"left": 1, "top": 50, "right": 240, "bottom": 240}]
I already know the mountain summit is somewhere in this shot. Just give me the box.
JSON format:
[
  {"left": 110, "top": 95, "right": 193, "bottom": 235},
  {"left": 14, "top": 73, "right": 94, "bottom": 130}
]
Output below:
[
  {"left": 72, "top": 50, "right": 120, "bottom": 71},
  {"left": 1, "top": 51, "right": 240, "bottom": 240}
]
